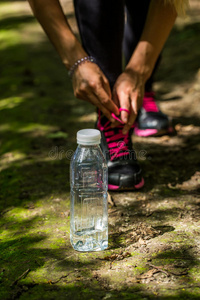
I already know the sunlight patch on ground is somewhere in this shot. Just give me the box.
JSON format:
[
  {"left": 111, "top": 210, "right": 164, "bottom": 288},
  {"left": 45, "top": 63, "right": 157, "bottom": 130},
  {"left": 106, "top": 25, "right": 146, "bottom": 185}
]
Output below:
[
  {"left": 78, "top": 112, "right": 97, "bottom": 123},
  {"left": 0, "top": 124, "right": 11, "bottom": 132},
  {"left": 18, "top": 123, "right": 58, "bottom": 134},
  {"left": 0, "top": 2, "right": 31, "bottom": 18},
  {"left": 0, "top": 30, "right": 21, "bottom": 49},
  {"left": 0, "top": 151, "right": 26, "bottom": 170},
  {"left": 0, "top": 151, "right": 70, "bottom": 171},
  {"left": 0, "top": 96, "right": 24, "bottom": 110}
]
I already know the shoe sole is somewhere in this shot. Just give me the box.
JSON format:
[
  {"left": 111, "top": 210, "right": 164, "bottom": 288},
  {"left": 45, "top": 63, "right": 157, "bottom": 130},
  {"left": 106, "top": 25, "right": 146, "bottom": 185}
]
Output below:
[
  {"left": 134, "top": 127, "right": 174, "bottom": 137},
  {"left": 108, "top": 177, "right": 144, "bottom": 191}
]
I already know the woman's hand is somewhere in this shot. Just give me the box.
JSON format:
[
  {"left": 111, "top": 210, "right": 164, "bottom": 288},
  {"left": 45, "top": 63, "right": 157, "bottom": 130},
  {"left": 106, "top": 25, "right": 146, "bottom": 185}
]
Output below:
[
  {"left": 110, "top": 0, "right": 178, "bottom": 134},
  {"left": 72, "top": 62, "right": 119, "bottom": 122},
  {"left": 112, "top": 68, "right": 145, "bottom": 134}
]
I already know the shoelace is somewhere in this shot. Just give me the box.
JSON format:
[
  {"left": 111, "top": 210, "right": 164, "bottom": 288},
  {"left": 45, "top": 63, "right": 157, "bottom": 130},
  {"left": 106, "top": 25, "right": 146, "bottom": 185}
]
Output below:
[
  {"left": 98, "top": 108, "right": 132, "bottom": 161},
  {"left": 143, "top": 92, "right": 159, "bottom": 113}
]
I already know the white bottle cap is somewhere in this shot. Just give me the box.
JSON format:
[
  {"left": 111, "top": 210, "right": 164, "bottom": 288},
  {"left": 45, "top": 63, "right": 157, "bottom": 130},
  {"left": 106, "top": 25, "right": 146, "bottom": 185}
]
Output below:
[{"left": 77, "top": 129, "right": 101, "bottom": 145}]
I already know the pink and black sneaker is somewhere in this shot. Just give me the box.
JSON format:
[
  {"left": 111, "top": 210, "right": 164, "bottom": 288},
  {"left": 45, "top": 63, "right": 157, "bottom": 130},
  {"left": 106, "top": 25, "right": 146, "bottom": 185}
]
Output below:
[
  {"left": 97, "top": 110, "right": 144, "bottom": 191},
  {"left": 134, "top": 92, "right": 173, "bottom": 137}
]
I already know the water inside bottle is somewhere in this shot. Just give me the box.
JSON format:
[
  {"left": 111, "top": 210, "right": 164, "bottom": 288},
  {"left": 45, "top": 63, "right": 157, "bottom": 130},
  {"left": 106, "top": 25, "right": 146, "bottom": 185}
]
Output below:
[{"left": 70, "top": 188, "right": 108, "bottom": 251}]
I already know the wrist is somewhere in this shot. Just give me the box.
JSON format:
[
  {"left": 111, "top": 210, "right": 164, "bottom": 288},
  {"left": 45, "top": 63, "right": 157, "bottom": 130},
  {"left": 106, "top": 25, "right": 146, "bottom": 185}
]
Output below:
[
  {"left": 61, "top": 37, "right": 88, "bottom": 70},
  {"left": 68, "top": 56, "right": 96, "bottom": 79},
  {"left": 125, "top": 41, "right": 158, "bottom": 81}
]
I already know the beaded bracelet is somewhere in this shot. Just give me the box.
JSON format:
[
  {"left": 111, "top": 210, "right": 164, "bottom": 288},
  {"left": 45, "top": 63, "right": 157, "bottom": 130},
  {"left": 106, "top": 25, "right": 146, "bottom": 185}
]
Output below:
[{"left": 68, "top": 56, "right": 96, "bottom": 79}]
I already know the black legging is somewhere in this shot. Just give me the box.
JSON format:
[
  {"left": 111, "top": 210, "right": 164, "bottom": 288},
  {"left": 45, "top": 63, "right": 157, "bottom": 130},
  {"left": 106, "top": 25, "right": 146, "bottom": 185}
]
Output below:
[{"left": 74, "top": 0, "right": 160, "bottom": 90}]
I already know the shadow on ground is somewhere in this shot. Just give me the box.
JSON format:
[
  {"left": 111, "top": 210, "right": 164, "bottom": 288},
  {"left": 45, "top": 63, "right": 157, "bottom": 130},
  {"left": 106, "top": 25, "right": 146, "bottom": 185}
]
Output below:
[{"left": 155, "top": 21, "right": 200, "bottom": 91}]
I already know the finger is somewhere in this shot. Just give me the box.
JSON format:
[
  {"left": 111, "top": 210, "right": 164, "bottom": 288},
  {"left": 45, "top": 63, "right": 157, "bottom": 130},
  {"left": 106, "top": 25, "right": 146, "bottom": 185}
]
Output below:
[
  {"left": 131, "top": 90, "right": 143, "bottom": 115},
  {"left": 117, "top": 90, "right": 130, "bottom": 124},
  {"left": 110, "top": 120, "right": 121, "bottom": 128},
  {"left": 101, "top": 74, "right": 112, "bottom": 99},
  {"left": 89, "top": 92, "right": 115, "bottom": 123},
  {"left": 76, "top": 87, "right": 115, "bottom": 122},
  {"left": 74, "top": 88, "right": 90, "bottom": 101},
  {"left": 122, "top": 110, "right": 137, "bottom": 135},
  {"left": 112, "top": 87, "right": 120, "bottom": 110},
  {"left": 93, "top": 83, "right": 119, "bottom": 116},
  {"left": 122, "top": 92, "right": 138, "bottom": 134}
]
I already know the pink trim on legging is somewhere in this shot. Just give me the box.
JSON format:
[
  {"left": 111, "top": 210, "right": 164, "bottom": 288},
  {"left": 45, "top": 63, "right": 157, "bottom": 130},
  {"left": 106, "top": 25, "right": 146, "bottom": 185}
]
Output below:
[{"left": 143, "top": 92, "right": 159, "bottom": 112}]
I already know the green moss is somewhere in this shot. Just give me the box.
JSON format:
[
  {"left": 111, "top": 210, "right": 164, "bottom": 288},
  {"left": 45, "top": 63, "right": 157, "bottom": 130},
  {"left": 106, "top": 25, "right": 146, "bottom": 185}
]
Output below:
[{"left": 134, "top": 266, "right": 148, "bottom": 274}]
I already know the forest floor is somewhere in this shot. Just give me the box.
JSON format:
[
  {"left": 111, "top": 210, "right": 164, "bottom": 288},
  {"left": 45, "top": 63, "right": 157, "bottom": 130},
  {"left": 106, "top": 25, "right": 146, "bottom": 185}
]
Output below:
[{"left": 0, "top": 1, "right": 200, "bottom": 299}]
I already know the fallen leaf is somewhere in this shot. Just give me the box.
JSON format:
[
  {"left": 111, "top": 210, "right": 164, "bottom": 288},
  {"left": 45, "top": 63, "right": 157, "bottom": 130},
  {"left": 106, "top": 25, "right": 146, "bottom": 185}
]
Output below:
[
  {"left": 102, "top": 251, "right": 131, "bottom": 261},
  {"left": 137, "top": 269, "right": 158, "bottom": 279}
]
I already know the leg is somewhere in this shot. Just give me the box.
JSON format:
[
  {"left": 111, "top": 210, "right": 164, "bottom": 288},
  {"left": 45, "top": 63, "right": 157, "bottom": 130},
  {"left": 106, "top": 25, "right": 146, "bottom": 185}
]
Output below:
[
  {"left": 123, "top": 0, "right": 160, "bottom": 91},
  {"left": 74, "top": 0, "right": 125, "bottom": 88},
  {"left": 124, "top": 0, "right": 172, "bottom": 137},
  {"left": 74, "top": 0, "right": 144, "bottom": 191}
]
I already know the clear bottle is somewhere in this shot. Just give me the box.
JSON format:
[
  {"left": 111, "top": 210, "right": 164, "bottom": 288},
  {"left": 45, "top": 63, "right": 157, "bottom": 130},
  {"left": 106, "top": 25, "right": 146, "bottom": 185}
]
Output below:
[{"left": 70, "top": 129, "right": 108, "bottom": 252}]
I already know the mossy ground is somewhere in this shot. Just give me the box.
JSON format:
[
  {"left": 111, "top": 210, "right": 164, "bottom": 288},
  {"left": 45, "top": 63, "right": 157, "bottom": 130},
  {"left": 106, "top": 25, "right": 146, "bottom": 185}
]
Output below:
[{"left": 0, "top": 1, "right": 200, "bottom": 299}]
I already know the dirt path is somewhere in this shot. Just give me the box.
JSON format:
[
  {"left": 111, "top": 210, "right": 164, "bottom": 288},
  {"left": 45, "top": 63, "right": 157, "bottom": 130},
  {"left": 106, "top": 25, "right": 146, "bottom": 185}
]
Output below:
[{"left": 0, "top": 1, "right": 200, "bottom": 299}]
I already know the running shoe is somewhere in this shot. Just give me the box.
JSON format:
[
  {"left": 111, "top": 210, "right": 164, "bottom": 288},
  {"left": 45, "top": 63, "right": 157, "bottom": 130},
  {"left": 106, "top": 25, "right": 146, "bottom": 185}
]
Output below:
[
  {"left": 97, "top": 110, "right": 144, "bottom": 191},
  {"left": 134, "top": 92, "right": 173, "bottom": 137}
]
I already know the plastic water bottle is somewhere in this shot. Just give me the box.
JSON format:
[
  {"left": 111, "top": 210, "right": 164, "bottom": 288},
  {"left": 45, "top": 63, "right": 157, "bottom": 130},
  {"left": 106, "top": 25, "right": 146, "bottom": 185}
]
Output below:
[{"left": 70, "top": 129, "right": 108, "bottom": 252}]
